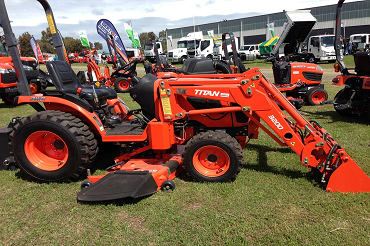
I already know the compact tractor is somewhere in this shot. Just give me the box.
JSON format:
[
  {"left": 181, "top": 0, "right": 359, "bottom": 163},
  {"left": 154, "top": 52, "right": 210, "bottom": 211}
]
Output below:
[
  {"left": 332, "top": 0, "right": 370, "bottom": 118},
  {"left": 0, "top": 0, "right": 369, "bottom": 202},
  {"left": 0, "top": 35, "right": 48, "bottom": 105},
  {"left": 212, "top": 32, "right": 327, "bottom": 109}
]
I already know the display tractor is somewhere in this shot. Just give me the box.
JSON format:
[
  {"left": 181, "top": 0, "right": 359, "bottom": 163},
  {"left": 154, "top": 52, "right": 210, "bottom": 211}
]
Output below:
[
  {"left": 0, "top": 0, "right": 369, "bottom": 202},
  {"left": 332, "top": 0, "right": 370, "bottom": 118},
  {"left": 0, "top": 35, "right": 49, "bottom": 105},
  {"left": 217, "top": 32, "right": 327, "bottom": 109}
]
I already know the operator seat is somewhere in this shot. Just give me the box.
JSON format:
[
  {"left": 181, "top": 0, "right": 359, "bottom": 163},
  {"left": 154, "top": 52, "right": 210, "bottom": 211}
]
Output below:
[
  {"left": 354, "top": 52, "right": 370, "bottom": 76},
  {"left": 129, "top": 73, "right": 157, "bottom": 120},
  {"left": 46, "top": 60, "right": 117, "bottom": 100}
]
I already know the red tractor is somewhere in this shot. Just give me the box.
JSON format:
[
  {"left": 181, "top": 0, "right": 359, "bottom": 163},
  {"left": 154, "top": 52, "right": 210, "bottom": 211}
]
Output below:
[
  {"left": 220, "top": 32, "right": 327, "bottom": 109},
  {"left": 332, "top": 0, "right": 370, "bottom": 118},
  {"left": 0, "top": 0, "right": 369, "bottom": 202},
  {"left": 0, "top": 35, "right": 48, "bottom": 104}
]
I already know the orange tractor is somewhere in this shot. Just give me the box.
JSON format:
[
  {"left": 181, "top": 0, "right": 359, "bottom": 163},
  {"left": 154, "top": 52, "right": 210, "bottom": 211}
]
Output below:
[
  {"left": 0, "top": 0, "right": 369, "bottom": 202},
  {"left": 332, "top": 0, "right": 370, "bottom": 118},
  {"left": 219, "top": 32, "right": 327, "bottom": 109}
]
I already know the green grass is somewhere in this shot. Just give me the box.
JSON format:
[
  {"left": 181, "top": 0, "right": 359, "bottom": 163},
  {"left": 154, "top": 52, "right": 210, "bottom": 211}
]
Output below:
[{"left": 1, "top": 59, "right": 369, "bottom": 245}]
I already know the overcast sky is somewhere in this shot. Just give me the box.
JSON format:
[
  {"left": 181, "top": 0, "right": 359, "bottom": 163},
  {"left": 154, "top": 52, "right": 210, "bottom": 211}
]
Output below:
[{"left": 2, "top": 0, "right": 361, "bottom": 49}]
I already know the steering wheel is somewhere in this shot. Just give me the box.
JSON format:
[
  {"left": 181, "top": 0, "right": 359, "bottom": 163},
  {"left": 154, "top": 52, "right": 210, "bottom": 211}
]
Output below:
[{"left": 112, "top": 58, "right": 140, "bottom": 77}]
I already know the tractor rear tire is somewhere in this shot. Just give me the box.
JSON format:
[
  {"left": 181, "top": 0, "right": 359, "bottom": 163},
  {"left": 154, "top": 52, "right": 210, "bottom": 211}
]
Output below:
[
  {"left": 9, "top": 110, "right": 98, "bottom": 182},
  {"left": 182, "top": 130, "right": 243, "bottom": 182},
  {"left": 114, "top": 77, "right": 131, "bottom": 93},
  {"left": 214, "top": 61, "right": 231, "bottom": 74},
  {"left": 305, "top": 88, "right": 328, "bottom": 106}
]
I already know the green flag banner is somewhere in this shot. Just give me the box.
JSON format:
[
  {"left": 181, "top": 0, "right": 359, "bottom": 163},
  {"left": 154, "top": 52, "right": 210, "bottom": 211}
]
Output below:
[
  {"left": 267, "top": 23, "right": 274, "bottom": 37},
  {"left": 133, "top": 32, "right": 140, "bottom": 48},
  {"left": 124, "top": 21, "right": 136, "bottom": 47},
  {"left": 79, "top": 30, "right": 90, "bottom": 47}
]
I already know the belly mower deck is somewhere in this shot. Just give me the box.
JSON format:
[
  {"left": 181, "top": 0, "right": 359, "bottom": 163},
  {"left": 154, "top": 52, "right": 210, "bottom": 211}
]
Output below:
[{"left": 77, "top": 149, "right": 183, "bottom": 202}]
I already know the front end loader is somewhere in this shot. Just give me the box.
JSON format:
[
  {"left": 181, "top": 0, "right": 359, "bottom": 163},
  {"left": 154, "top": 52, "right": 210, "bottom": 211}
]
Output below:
[{"left": 0, "top": 0, "right": 369, "bottom": 202}]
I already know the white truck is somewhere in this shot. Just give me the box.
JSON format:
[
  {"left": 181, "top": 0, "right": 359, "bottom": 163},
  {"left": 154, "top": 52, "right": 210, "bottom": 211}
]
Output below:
[
  {"left": 272, "top": 10, "right": 339, "bottom": 63},
  {"left": 306, "top": 35, "right": 337, "bottom": 63},
  {"left": 143, "top": 42, "right": 163, "bottom": 62},
  {"left": 187, "top": 38, "right": 215, "bottom": 59},
  {"left": 349, "top": 33, "right": 370, "bottom": 52},
  {"left": 167, "top": 32, "right": 203, "bottom": 64},
  {"left": 213, "top": 36, "right": 239, "bottom": 60},
  {"left": 239, "top": 44, "right": 259, "bottom": 61},
  {"left": 126, "top": 47, "right": 141, "bottom": 59}
]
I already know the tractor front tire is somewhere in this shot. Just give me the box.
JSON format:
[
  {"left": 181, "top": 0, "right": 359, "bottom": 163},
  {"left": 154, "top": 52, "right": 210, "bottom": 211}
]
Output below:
[
  {"left": 182, "top": 130, "right": 243, "bottom": 182},
  {"left": 305, "top": 88, "right": 328, "bottom": 106},
  {"left": 114, "top": 77, "right": 131, "bottom": 93},
  {"left": 1, "top": 94, "right": 16, "bottom": 106},
  {"left": 10, "top": 110, "right": 98, "bottom": 182}
]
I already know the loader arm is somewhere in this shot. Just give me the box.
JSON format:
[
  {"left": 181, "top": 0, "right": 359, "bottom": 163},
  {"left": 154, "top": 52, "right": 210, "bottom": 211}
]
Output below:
[{"left": 162, "top": 69, "right": 370, "bottom": 192}]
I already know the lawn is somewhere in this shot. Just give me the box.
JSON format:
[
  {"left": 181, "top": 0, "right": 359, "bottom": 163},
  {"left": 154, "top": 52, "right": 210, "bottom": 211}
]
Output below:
[{"left": 0, "top": 56, "right": 369, "bottom": 245}]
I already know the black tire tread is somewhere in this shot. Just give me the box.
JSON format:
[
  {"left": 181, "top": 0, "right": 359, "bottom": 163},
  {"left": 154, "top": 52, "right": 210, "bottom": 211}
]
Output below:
[
  {"left": 182, "top": 130, "right": 243, "bottom": 182},
  {"left": 9, "top": 110, "right": 98, "bottom": 182}
]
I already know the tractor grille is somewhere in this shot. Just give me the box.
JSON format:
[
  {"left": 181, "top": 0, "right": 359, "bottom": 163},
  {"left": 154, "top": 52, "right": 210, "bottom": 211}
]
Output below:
[
  {"left": 22, "top": 60, "right": 37, "bottom": 70},
  {"left": 188, "top": 51, "right": 195, "bottom": 57},
  {"left": 168, "top": 52, "right": 173, "bottom": 58},
  {"left": 302, "top": 72, "right": 322, "bottom": 82},
  {"left": 1, "top": 72, "right": 18, "bottom": 84}
]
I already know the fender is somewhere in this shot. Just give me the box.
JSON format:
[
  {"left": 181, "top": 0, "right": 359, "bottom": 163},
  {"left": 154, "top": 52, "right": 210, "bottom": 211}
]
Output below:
[{"left": 16, "top": 94, "right": 106, "bottom": 135}]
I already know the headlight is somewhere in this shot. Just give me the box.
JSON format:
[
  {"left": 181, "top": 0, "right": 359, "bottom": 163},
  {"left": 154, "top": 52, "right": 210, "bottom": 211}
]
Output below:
[
  {"left": 0, "top": 67, "right": 15, "bottom": 74},
  {"left": 316, "top": 66, "right": 323, "bottom": 71},
  {"left": 23, "top": 65, "right": 33, "bottom": 71}
]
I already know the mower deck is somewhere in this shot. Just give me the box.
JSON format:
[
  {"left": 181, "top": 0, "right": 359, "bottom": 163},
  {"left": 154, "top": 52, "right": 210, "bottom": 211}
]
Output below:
[{"left": 77, "top": 146, "right": 183, "bottom": 202}]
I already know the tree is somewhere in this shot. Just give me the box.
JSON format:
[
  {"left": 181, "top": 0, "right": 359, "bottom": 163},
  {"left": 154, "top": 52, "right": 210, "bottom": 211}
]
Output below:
[
  {"left": 63, "top": 36, "right": 84, "bottom": 53},
  {"left": 38, "top": 27, "right": 54, "bottom": 54},
  {"left": 139, "top": 32, "right": 158, "bottom": 52},
  {"left": 94, "top": 42, "right": 103, "bottom": 50},
  {"left": 159, "top": 30, "right": 167, "bottom": 53},
  {"left": 18, "top": 32, "right": 34, "bottom": 57}
]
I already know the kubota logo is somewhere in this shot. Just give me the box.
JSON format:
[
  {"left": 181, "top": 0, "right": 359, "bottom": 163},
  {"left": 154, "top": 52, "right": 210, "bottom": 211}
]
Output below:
[
  {"left": 268, "top": 115, "right": 284, "bottom": 130},
  {"left": 194, "top": 89, "right": 229, "bottom": 98}
]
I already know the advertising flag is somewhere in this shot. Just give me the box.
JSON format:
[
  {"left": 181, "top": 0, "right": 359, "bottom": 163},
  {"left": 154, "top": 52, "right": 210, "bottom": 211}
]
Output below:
[
  {"left": 207, "top": 30, "right": 214, "bottom": 39},
  {"left": 133, "top": 32, "right": 140, "bottom": 48},
  {"left": 168, "top": 35, "right": 173, "bottom": 48},
  {"left": 30, "top": 36, "right": 44, "bottom": 63},
  {"left": 96, "top": 19, "right": 129, "bottom": 64},
  {"left": 79, "top": 30, "right": 90, "bottom": 47},
  {"left": 267, "top": 23, "right": 274, "bottom": 37},
  {"left": 124, "top": 21, "right": 136, "bottom": 47}
]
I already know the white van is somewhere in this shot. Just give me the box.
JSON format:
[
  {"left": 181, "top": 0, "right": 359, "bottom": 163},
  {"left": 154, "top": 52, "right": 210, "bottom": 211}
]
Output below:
[{"left": 239, "top": 44, "right": 259, "bottom": 61}]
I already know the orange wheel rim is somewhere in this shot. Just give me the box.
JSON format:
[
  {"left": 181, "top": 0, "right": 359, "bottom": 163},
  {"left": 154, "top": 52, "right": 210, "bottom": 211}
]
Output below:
[
  {"left": 24, "top": 131, "right": 69, "bottom": 171},
  {"left": 193, "top": 146, "right": 230, "bottom": 177},
  {"left": 311, "top": 91, "right": 326, "bottom": 104},
  {"left": 119, "top": 80, "right": 130, "bottom": 90}
]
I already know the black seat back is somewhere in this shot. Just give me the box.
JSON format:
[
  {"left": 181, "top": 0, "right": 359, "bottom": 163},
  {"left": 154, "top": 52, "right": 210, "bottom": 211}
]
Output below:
[
  {"left": 46, "top": 60, "right": 82, "bottom": 94},
  {"left": 354, "top": 52, "right": 370, "bottom": 76}
]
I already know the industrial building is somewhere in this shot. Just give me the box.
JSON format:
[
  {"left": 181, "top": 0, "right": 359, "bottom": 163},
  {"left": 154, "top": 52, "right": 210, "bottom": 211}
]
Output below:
[{"left": 166, "top": 1, "right": 370, "bottom": 48}]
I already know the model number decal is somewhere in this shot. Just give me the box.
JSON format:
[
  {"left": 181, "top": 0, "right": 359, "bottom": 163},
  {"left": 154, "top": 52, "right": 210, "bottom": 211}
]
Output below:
[
  {"left": 268, "top": 115, "right": 284, "bottom": 130},
  {"left": 30, "top": 97, "right": 46, "bottom": 102},
  {"left": 194, "top": 89, "right": 229, "bottom": 98}
]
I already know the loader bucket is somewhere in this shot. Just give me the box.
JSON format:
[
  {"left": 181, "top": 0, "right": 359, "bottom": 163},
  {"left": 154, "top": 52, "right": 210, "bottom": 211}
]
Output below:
[
  {"left": 77, "top": 171, "right": 158, "bottom": 202},
  {"left": 326, "top": 161, "right": 370, "bottom": 193}
]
